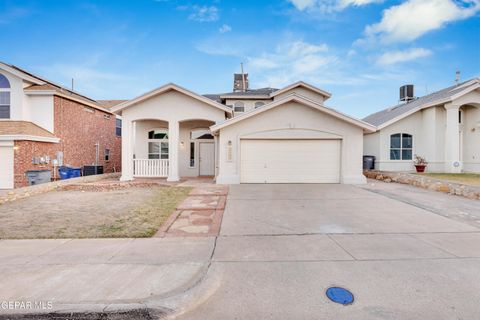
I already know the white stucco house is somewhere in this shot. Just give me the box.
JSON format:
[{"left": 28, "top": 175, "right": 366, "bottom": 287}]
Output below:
[
  {"left": 111, "top": 75, "right": 375, "bottom": 184},
  {"left": 363, "top": 78, "right": 480, "bottom": 173}
]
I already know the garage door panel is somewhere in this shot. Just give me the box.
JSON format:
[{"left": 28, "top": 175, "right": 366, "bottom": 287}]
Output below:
[{"left": 240, "top": 140, "right": 341, "bottom": 184}]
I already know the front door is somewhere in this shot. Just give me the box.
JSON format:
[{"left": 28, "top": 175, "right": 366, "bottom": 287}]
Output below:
[{"left": 199, "top": 142, "right": 215, "bottom": 176}]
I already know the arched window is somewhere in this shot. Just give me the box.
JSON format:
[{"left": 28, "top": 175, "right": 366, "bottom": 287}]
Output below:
[
  {"left": 0, "top": 74, "right": 11, "bottom": 119},
  {"left": 234, "top": 101, "right": 245, "bottom": 113},
  {"left": 255, "top": 101, "right": 266, "bottom": 109},
  {"left": 390, "top": 133, "right": 412, "bottom": 160},
  {"left": 190, "top": 128, "right": 213, "bottom": 140},
  {"left": 148, "top": 129, "right": 168, "bottom": 159}
]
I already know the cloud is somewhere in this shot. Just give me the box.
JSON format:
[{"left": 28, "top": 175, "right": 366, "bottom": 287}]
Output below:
[
  {"left": 377, "top": 48, "right": 432, "bottom": 65},
  {"left": 188, "top": 5, "right": 219, "bottom": 22},
  {"left": 365, "top": 0, "right": 480, "bottom": 43},
  {"left": 288, "top": 0, "right": 382, "bottom": 12},
  {"left": 244, "top": 40, "right": 339, "bottom": 87},
  {"left": 219, "top": 24, "right": 232, "bottom": 33},
  {"left": 40, "top": 62, "right": 127, "bottom": 98}
]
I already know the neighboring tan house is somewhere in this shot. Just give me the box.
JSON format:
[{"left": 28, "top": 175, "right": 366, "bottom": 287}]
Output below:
[
  {"left": 363, "top": 78, "right": 480, "bottom": 173},
  {"left": 111, "top": 74, "right": 375, "bottom": 184},
  {"left": 0, "top": 62, "right": 121, "bottom": 189}
]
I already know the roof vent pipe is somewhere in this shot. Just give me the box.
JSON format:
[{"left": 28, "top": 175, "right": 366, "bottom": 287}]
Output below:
[{"left": 455, "top": 71, "right": 461, "bottom": 86}]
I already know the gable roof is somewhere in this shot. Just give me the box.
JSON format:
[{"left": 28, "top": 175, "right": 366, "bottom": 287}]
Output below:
[
  {"left": 0, "top": 120, "right": 60, "bottom": 142},
  {"left": 111, "top": 83, "right": 233, "bottom": 115},
  {"left": 363, "top": 78, "right": 480, "bottom": 129},
  {"left": 210, "top": 93, "right": 375, "bottom": 133},
  {"left": 98, "top": 100, "right": 128, "bottom": 110},
  {"left": 1, "top": 61, "right": 114, "bottom": 114},
  {"left": 270, "top": 81, "right": 332, "bottom": 100}
]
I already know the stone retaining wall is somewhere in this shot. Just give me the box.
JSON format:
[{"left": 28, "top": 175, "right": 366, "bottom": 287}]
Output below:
[
  {"left": 364, "top": 171, "right": 480, "bottom": 200},
  {"left": 0, "top": 173, "right": 121, "bottom": 204}
]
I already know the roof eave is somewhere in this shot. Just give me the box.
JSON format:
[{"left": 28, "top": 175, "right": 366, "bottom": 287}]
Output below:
[
  {"left": 0, "top": 62, "right": 45, "bottom": 85},
  {"left": 0, "top": 135, "right": 60, "bottom": 143},
  {"left": 211, "top": 93, "right": 375, "bottom": 133},
  {"left": 270, "top": 81, "right": 332, "bottom": 100},
  {"left": 111, "top": 83, "right": 233, "bottom": 115}
]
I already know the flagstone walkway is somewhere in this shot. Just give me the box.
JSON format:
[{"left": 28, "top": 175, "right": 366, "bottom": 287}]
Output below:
[{"left": 156, "top": 184, "right": 228, "bottom": 237}]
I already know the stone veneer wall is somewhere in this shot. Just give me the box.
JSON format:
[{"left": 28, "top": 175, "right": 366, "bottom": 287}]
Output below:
[{"left": 364, "top": 171, "right": 480, "bottom": 200}]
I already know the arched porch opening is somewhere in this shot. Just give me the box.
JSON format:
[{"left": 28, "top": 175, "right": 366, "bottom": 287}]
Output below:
[
  {"left": 128, "top": 118, "right": 217, "bottom": 180},
  {"left": 179, "top": 119, "right": 216, "bottom": 178}
]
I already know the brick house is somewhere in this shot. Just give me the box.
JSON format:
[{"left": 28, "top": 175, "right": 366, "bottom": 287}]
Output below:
[{"left": 0, "top": 62, "right": 121, "bottom": 189}]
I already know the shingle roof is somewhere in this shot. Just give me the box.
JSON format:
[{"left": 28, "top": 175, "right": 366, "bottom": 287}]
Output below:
[
  {"left": 220, "top": 87, "right": 278, "bottom": 97},
  {"left": 363, "top": 78, "right": 480, "bottom": 127},
  {"left": 0, "top": 121, "right": 58, "bottom": 139},
  {"left": 97, "top": 100, "right": 128, "bottom": 109},
  {"left": 202, "top": 94, "right": 223, "bottom": 103}
]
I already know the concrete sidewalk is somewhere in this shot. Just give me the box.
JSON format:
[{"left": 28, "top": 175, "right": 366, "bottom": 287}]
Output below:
[{"left": 0, "top": 237, "right": 216, "bottom": 317}]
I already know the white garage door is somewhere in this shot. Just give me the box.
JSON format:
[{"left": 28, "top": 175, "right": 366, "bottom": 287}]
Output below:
[
  {"left": 0, "top": 146, "right": 14, "bottom": 189},
  {"left": 240, "top": 139, "right": 341, "bottom": 183}
]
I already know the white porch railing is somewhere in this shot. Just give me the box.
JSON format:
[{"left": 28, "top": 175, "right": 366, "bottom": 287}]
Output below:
[{"left": 133, "top": 159, "right": 169, "bottom": 177}]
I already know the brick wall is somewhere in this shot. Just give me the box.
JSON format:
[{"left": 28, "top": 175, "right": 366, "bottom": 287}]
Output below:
[{"left": 13, "top": 96, "right": 121, "bottom": 187}]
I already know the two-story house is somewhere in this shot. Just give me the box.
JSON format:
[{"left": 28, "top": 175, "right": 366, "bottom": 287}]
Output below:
[
  {"left": 111, "top": 74, "right": 375, "bottom": 184},
  {"left": 0, "top": 62, "right": 121, "bottom": 189}
]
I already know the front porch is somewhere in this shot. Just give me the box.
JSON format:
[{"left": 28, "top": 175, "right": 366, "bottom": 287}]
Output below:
[{"left": 124, "top": 119, "right": 218, "bottom": 181}]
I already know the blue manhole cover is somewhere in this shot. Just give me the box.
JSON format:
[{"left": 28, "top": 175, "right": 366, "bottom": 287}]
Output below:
[{"left": 326, "top": 287, "right": 354, "bottom": 305}]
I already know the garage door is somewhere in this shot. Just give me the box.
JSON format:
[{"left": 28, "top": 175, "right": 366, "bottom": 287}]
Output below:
[
  {"left": 0, "top": 146, "right": 14, "bottom": 189},
  {"left": 240, "top": 139, "right": 341, "bottom": 183}
]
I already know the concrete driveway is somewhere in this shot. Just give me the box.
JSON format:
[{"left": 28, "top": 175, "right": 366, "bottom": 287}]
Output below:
[{"left": 178, "top": 184, "right": 480, "bottom": 320}]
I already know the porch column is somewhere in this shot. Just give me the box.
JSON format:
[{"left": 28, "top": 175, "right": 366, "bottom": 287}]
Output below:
[
  {"left": 167, "top": 120, "right": 180, "bottom": 181},
  {"left": 444, "top": 103, "right": 462, "bottom": 173},
  {"left": 120, "top": 119, "right": 134, "bottom": 181}
]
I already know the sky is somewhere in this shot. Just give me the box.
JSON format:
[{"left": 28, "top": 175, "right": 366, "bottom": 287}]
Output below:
[{"left": 0, "top": 0, "right": 479, "bottom": 118}]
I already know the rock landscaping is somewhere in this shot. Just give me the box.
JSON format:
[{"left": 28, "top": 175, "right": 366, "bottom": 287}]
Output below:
[{"left": 364, "top": 170, "right": 480, "bottom": 200}]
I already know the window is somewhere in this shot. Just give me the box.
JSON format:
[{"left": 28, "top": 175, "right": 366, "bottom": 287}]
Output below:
[
  {"left": 0, "top": 74, "right": 11, "bottom": 119},
  {"left": 148, "top": 129, "right": 168, "bottom": 139},
  {"left": 234, "top": 101, "right": 245, "bottom": 112},
  {"left": 190, "top": 128, "right": 213, "bottom": 140},
  {"left": 148, "top": 142, "right": 169, "bottom": 159},
  {"left": 148, "top": 129, "right": 169, "bottom": 159},
  {"left": 116, "top": 118, "right": 122, "bottom": 137},
  {"left": 190, "top": 142, "right": 195, "bottom": 167},
  {"left": 105, "top": 149, "right": 110, "bottom": 161},
  {"left": 390, "top": 133, "right": 413, "bottom": 160},
  {"left": 255, "top": 101, "right": 265, "bottom": 108}
]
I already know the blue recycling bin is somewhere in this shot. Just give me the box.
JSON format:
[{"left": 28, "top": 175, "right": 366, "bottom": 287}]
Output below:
[
  {"left": 58, "top": 166, "right": 70, "bottom": 180},
  {"left": 70, "top": 168, "right": 82, "bottom": 178}
]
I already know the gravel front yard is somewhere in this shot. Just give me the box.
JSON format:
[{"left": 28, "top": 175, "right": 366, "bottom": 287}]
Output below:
[
  {"left": 415, "top": 173, "right": 480, "bottom": 186},
  {"left": 0, "top": 186, "right": 191, "bottom": 239}
]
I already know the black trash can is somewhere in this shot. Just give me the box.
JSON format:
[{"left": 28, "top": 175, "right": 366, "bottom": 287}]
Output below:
[{"left": 363, "top": 155, "right": 376, "bottom": 170}]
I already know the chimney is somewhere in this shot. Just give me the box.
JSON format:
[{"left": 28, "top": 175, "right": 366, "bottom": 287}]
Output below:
[
  {"left": 399, "top": 84, "right": 414, "bottom": 103},
  {"left": 233, "top": 73, "right": 249, "bottom": 92},
  {"left": 455, "top": 71, "right": 461, "bottom": 85},
  {"left": 233, "top": 63, "right": 249, "bottom": 92}
]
